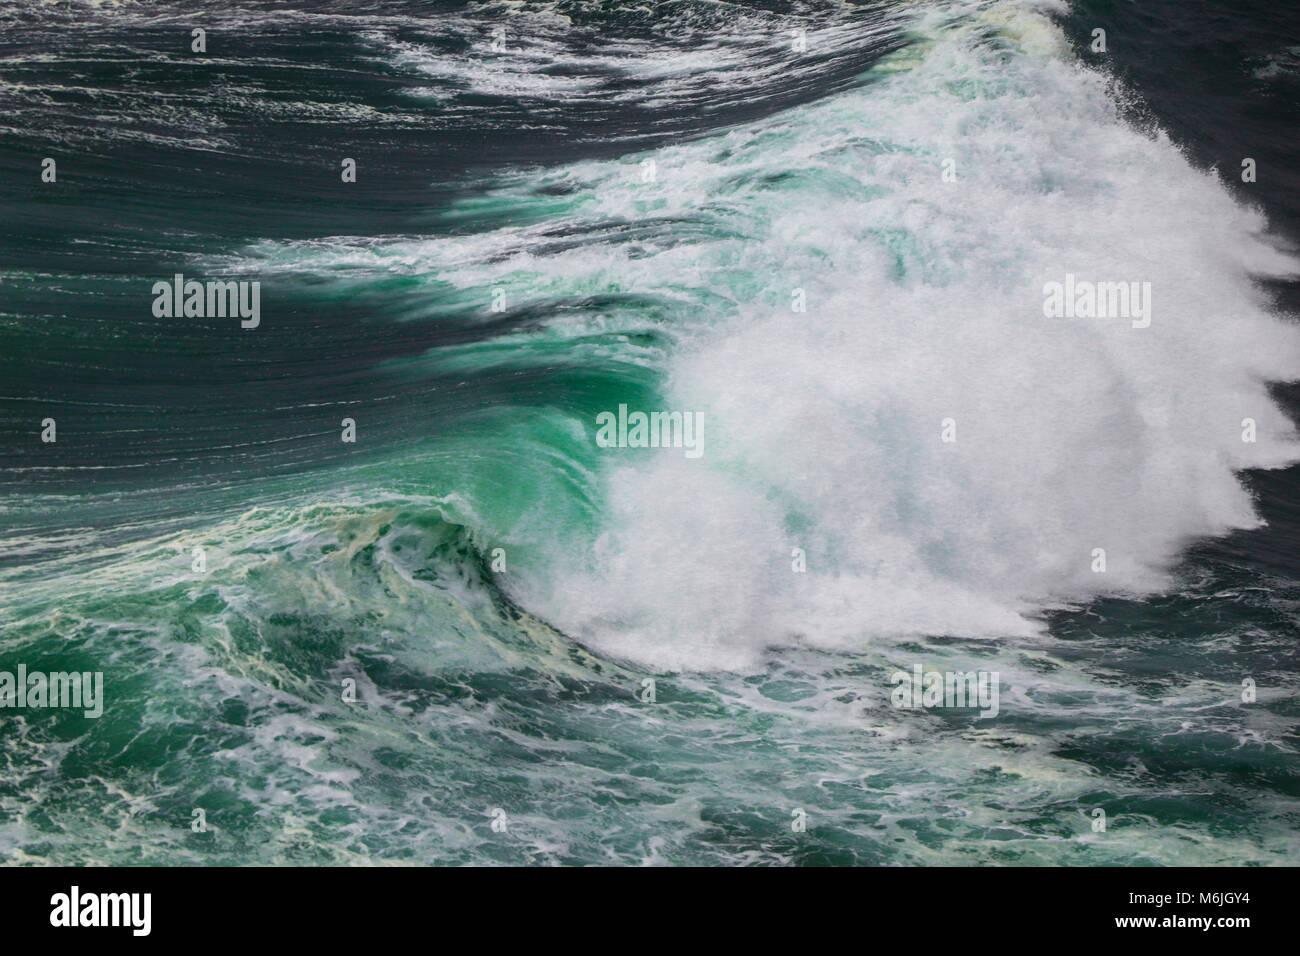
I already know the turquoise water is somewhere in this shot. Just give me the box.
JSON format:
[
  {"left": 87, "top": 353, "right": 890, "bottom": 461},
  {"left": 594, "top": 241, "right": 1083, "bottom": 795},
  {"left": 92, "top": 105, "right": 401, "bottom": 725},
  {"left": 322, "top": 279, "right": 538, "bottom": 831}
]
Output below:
[{"left": 1, "top": 0, "right": 1299, "bottom": 865}]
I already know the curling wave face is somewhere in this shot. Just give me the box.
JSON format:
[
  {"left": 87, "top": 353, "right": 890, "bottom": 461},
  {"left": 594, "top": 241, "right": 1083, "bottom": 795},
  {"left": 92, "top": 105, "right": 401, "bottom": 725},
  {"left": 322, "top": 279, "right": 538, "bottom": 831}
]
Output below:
[{"left": 227, "top": 0, "right": 1300, "bottom": 670}]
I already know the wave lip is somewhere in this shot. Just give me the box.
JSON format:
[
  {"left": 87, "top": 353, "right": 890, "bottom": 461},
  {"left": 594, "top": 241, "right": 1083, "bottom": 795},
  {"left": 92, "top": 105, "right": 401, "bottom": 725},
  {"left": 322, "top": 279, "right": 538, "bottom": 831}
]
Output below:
[
  {"left": 187, "top": 1, "right": 1300, "bottom": 672},
  {"left": 504, "top": 2, "right": 1300, "bottom": 670}
]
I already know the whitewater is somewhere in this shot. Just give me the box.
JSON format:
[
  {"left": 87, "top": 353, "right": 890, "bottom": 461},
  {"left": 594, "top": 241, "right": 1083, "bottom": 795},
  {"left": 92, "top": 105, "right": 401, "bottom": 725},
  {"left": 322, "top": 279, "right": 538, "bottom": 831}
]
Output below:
[{"left": 225, "top": 0, "right": 1300, "bottom": 669}]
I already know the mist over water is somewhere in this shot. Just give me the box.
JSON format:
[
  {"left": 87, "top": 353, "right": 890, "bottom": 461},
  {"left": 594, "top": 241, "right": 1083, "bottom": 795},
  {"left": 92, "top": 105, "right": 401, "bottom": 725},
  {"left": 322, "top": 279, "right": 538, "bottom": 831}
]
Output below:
[{"left": 2, "top": 0, "right": 1299, "bottom": 865}]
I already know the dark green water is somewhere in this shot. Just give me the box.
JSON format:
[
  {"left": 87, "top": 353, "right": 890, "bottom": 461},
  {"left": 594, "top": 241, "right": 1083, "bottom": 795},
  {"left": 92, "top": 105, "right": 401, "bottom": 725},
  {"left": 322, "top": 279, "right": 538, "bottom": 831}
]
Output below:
[{"left": 1, "top": 0, "right": 1298, "bottom": 865}]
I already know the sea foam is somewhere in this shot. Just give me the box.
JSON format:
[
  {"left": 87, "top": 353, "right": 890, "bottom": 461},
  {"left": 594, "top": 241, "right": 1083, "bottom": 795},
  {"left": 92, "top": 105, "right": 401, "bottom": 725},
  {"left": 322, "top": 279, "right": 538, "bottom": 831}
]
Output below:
[
  {"left": 219, "top": 1, "right": 1300, "bottom": 672},
  {"left": 516, "top": 1, "right": 1300, "bottom": 669}
]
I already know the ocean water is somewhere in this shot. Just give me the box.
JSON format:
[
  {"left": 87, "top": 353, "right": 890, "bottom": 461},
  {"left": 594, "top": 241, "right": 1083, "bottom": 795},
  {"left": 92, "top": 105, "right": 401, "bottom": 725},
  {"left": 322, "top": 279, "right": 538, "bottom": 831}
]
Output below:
[{"left": 1, "top": 0, "right": 1298, "bottom": 865}]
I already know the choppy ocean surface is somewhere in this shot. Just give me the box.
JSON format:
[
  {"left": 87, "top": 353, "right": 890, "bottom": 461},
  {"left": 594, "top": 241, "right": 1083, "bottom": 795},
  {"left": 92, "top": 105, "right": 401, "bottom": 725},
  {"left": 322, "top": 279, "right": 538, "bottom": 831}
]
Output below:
[{"left": 1, "top": 0, "right": 1299, "bottom": 865}]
